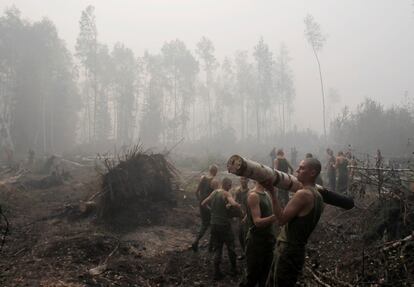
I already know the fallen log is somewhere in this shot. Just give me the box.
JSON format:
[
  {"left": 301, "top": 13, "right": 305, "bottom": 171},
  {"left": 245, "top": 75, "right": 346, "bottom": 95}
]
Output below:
[{"left": 227, "top": 155, "right": 354, "bottom": 210}]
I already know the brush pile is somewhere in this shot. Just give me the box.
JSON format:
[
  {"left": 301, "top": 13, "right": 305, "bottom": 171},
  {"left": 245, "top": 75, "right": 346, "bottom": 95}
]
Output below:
[{"left": 98, "top": 146, "right": 179, "bottom": 230}]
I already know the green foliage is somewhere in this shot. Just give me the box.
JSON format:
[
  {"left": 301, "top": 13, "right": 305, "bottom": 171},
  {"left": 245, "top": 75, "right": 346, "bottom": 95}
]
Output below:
[
  {"left": 304, "top": 14, "right": 326, "bottom": 52},
  {"left": 331, "top": 98, "right": 414, "bottom": 155}
]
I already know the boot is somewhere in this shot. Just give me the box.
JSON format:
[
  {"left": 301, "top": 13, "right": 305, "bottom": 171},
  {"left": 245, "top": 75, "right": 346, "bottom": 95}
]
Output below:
[
  {"left": 191, "top": 241, "right": 198, "bottom": 252},
  {"left": 214, "top": 266, "right": 225, "bottom": 280},
  {"left": 230, "top": 265, "right": 238, "bottom": 277}
]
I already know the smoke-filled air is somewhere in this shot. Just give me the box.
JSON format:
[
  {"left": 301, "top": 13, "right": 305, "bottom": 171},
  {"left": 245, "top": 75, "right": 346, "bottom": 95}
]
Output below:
[{"left": 0, "top": 1, "right": 413, "bottom": 286}]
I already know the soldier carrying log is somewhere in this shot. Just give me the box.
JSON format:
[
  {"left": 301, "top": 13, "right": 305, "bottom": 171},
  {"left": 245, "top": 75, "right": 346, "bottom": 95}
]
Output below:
[
  {"left": 227, "top": 155, "right": 354, "bottom": 286},
  {"left": 267, "top": 158, "right": 324, "bottom": 286}
]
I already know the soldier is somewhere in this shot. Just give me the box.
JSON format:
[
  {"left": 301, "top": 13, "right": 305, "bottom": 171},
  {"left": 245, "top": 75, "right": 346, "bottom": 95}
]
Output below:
[
  {"left": 191, "top": 164, "right": 219, "bottom": 252},
  {"left": 290, "top": 147, "right": 298, "bottom": 168},
  {"left": 28, "top": 149, "right": 35, "bottom": 166},
  {"left": 201, "top": 178, "right": 241, "bottom": 280},
  {"left": 326, "top": 148, "right": 336, "bottom": 192},
  {"left": 269, "top": 147, "right": 277, "bottom": 167},
  {"left": 335, "top": 151, "right": 349, "bottom": 194},
  {"left": 375, "top": 149, "right": 383, "bottom": 168},
  {"left": 234, "top": 177, "right": 250, "bottom": 259},
  {"left": 274, "top": 149, "right": 294, "bottom": 206},
  {"left": 240, "top": 181, "right": 276, "bottom": 287},
  {"left": 267, "top": 158, "right": 324, "bottom": 287}
]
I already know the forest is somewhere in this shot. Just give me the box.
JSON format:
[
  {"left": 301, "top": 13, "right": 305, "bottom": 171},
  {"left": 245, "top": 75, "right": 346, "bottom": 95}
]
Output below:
[{"left": 0, "top": 3, "right": 413, "bottom": 287}]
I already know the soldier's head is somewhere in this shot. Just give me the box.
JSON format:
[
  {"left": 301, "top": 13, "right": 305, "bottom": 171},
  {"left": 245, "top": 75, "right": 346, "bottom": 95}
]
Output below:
[
  {"left": 209, "top": 164, "right": 218, "bottom": 176},
  {"left": 326, "top": 148, "right": 333, "bottom": 156},
  {"left": 305, "top": 153, "right": 313, "bottom": 159},
  {"left": 254, "top": 180, "right": 265, "bottom": 190},
  {"left": 221, "top": 177, "right": 232, "bottom": 191},
  {"left": 338, "top": 151, "right": 344, "bottom": 157},
  {"left": 240, "top": 177, "right": 249, "bottom": 188},
  {"left": 277, "top": 149, "right": 284, "bottom": 156},
  {"left": 296, "top": 158, "right": 321, "bottom": 185}
]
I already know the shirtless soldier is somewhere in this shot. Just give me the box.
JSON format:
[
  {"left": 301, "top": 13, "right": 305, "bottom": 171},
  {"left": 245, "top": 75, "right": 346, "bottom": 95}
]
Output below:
[
  {"left": 267, "top": 158, "right": 324, "bottom": 287},
  {"left": 191, "top": 164, "right": 219, "bottom": 252},
  {"left": 202, "top": 178, "right": 241, "bottom": 280}
]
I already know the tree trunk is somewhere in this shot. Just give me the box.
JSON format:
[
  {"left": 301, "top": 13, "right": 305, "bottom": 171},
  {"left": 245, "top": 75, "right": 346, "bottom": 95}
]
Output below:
[
  {"left": 313, "top": 47, "right": 327, "bottom": 141},
  {"left": 241, "top": 97, "right": 245, "bottom": 140},
  {"left": 207, "top": 90, "right": 212, "bottom": 139},
  {"left": 255, "top": 101, "right": 260, "bottom": 142}
]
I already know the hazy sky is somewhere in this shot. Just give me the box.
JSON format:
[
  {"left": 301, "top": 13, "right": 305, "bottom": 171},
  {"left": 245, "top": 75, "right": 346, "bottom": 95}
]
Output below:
[{"left": 1, "top": 0, "right": 414, "bottom": 132}]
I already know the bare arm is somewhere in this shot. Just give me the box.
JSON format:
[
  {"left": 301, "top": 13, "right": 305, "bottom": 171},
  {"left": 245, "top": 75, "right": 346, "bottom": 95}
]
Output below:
[
  {"left": 274, "top": 159, "right": 279, "bottom": 170},
  {"left": 201, "top": 190, "right": 216, "bottom": 207},
  {"left": 224, "top": 191, "right": 241, "bottom": 208},
  {"left": 272, "top": 190, "right": 308, "bottom": 226},
  {"left": 247, "top": 192, "right": 276, "bottom": 228}
]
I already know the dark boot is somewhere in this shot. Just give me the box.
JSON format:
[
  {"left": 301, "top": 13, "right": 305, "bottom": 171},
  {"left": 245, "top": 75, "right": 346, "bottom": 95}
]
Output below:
[
  {"left": 214, "top": 267, "right": 225, "bottom": 281},
  {"left": 230, "top": 264, "right": 238, "bottom": 276},
  {"left": 191, "top": 241, "right": 198, "bottom": 252}
]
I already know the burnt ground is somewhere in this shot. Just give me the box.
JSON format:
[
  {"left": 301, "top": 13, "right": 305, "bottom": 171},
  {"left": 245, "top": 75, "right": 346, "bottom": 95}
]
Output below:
[
  {"left": 0, "top": 166, "right": 413, "bottom": 286},
  {"left": 0, "top": 167, "right": 243, "bottom": 287}
]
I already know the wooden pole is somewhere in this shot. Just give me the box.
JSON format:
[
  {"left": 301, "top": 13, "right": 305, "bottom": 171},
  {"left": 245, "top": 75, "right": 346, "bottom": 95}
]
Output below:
[{"left": 227, "top": 154, "right": 354, "bottom": 210}]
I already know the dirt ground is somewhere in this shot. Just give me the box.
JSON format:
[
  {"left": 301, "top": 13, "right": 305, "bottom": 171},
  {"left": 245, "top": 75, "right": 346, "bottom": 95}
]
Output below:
[{"left": 0, "top": 165, "right": 412, "bottom": 286}]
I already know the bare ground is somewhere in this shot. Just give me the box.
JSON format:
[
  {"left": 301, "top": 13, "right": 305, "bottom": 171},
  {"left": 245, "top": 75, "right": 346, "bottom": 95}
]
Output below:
[{"left": 0, "top": 166, "right": 412, "bottom": 286}]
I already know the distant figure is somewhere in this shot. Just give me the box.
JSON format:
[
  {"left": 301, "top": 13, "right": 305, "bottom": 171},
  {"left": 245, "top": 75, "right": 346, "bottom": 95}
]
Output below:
[
  {"left": 201, "top": 177, "right": 240, "bottom": 280},
  {"left": 28, "top": 149, "right": 35, "bottom": 166},
  {"left": 269, "top": 147, "right": 277, "bottom": 167},
  {"left": 326, "top": 148, "right": 336, "bottom": 192},
  {"left": 305, "top": 153, "right": 313, "bottom": 159},
  {"left": 375, "top": 149, "right": 383, "bottom": 168},
  {"left": 349, "top": 155, "right": 357, "bottom": 181},
  {"left": 336, "top": 151, "right": 349, "bottom": 194},
  {"left": 192, "top": 164, "right": 219, "bottom": 252},
  {"left": 274, "top": 149, "right": 294, "bottom": 206},
  {"left": 290, "top": 147, "right": 298, "bottom": 168},
  {"left": 345, "top": 144, "right": 353, "bottom": 160},
  {"left": 305, "top": 153, "right": 323, "bottom": 186}
]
